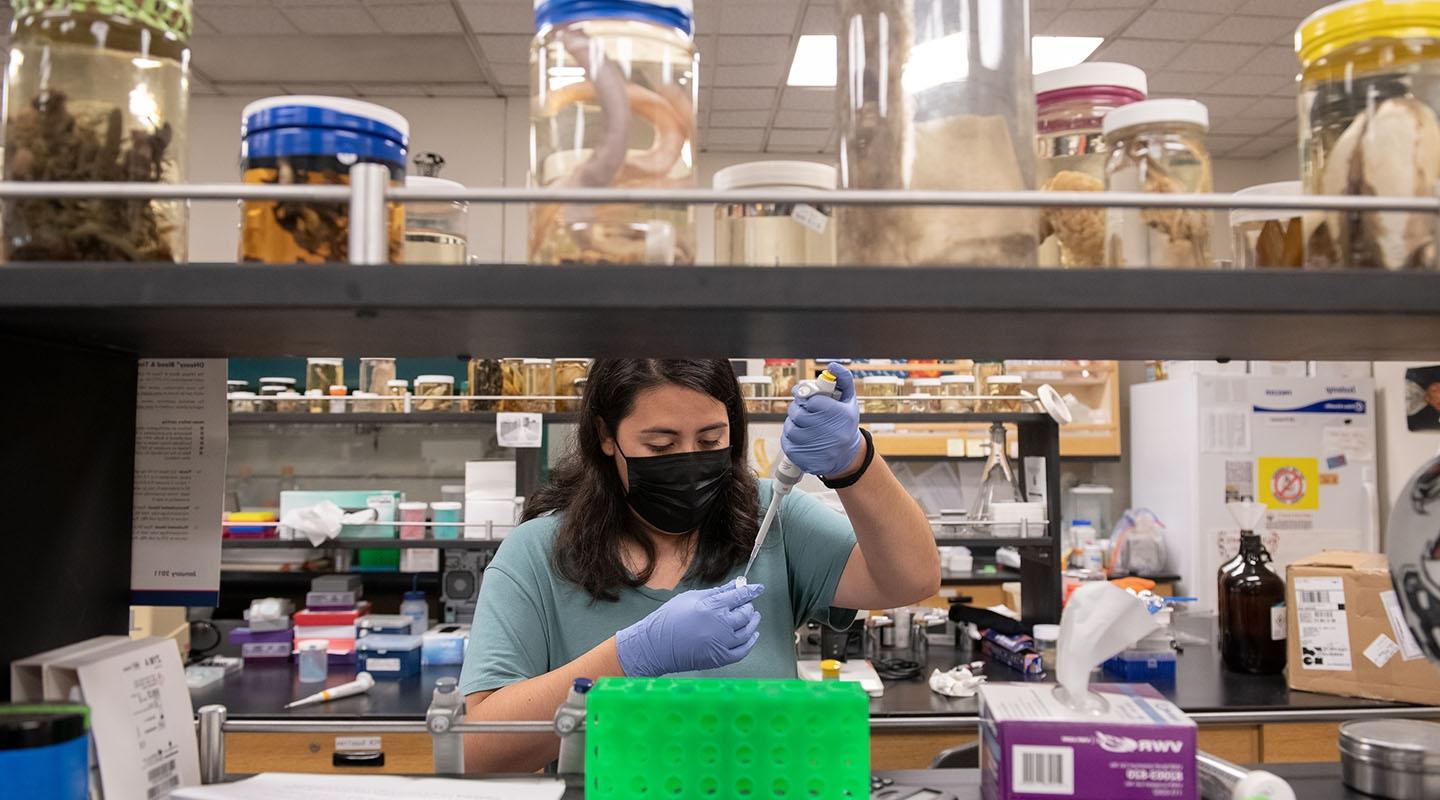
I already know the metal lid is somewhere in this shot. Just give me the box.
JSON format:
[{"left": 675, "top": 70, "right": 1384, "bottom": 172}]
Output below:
[{"left": 1340, "top": 720, "right": 1440, "bottom": 771}]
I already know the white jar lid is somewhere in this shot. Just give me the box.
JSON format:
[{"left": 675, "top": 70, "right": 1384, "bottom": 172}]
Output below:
[
  {"left": 864, "top": 375, "right": 903, "bottom": 384},
  {"left": 398, "top": 501, "right": 430, "bottom": 511},
  {"left": 1035, "top": 62, "right": 1148, "bottom": 96},
  {"left": 714, "top": 160, "right": 837, "bottom": 192},
  {"left": 912, "top": 378, "right": 942, "bottom": 388},
  {"left": 1230, "top": 181, "right": 1305, "bottom": 227},
  {"left": 429, "top": 501, "right": 463, "bottom": 510},
  {"left": 738, "top": 376, "right": 774, "bottom": 384},
  {"left": 259, "top": 376, "right": 296, "bottom": 384},
  {"left": 360, "top": 356, "right": 396, "bottom": 362},
  {"left": 308, "top": 357, "right": 344, "bottom": 365},
  {"left": 522, "top": 358, "right": 554, "bottom": 365},
  {"left": 1103, "top": 98, "right": 1209, "bottom": 136},
  {"left": 405, "top": 176, "right": 464, "bottom": 191},
  {"left": 277, "top": 391, "right": 303, "bottom": 398},
  {"left": 940, "top": 374, "right": 976, "bottom": 383},
  {"left": 416, "top": 375, "right": 456, "bottom": 384},
  {"left": 241, "top": 95, "right": 411, "bottom": 138},
  {"left": 987, "top": 375, "right": 1024, "bottom": 385},
  {"left": 329, "top": 385, "right": 348, "bottom": 392},
  {"left": 905, "top": 392, "right": 935, "bottom": 399},
  {"left": 228, "top": 392, "right": 258, "bottom": 399},
  {"left": 387, "top": 379, "right": 410, "bottom": 387}
]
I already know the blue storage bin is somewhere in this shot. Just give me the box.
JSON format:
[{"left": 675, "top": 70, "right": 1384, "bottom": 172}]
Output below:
[
  {"left": 1103, "top": 649, "right": 1177, "bottom": 682},
  {"left": 356, "top": 634, "right": 423, "bottom": 678}
]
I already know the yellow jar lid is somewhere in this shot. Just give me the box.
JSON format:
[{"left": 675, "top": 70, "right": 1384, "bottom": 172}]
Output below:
[{"left": 1297, "top": 0, "right": 1440, "bottom": 67}]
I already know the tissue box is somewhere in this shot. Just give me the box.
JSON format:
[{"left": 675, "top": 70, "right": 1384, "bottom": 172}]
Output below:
[
  {"left": 979, "top": 683, "right": 1196, "bottom": 800},
  {"left": 280, "top": 490, "right": 402, "bottom": 538},
  {"left": 422, "top": 624, "right": 470, "bottom": 666}
]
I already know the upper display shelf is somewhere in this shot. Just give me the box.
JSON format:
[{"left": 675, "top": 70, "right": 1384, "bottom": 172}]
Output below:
[
  {"left": 2, "top": 261, "right": 1440, "bottom": 359},
  {"left": 3, "top": 263, "right": 1440, "bottom": 360}
]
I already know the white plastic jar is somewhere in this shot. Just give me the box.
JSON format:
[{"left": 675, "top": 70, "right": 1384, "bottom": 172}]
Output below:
[
  {"left": 713, "top": 161, "right": 837, "bottom": 266},
  {"left": 403, "top": 176, "right": 468, "bottom": 264}
]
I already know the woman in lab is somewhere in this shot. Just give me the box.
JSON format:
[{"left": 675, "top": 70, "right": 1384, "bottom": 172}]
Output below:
[{"left": 461, "top": 359, "right": 939, "bottom": 772}]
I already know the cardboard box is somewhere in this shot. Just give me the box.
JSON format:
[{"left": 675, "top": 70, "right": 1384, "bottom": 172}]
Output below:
[
  {"left": 978, "top": 682, "right": 1196, "bottom": 800},
  {"left": 9, "top": 635, "right": 128, "bottom": 702},
  {"left": 1287, "top": 551, "right": 1440, "bottom": 705}
]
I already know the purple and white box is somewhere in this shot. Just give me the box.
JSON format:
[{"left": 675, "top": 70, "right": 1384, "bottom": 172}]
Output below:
[{"left": 979, "top": 682, "right": 1197, "bottom": 800}]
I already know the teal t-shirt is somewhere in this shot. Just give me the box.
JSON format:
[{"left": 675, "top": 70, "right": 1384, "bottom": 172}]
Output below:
[{"left": 460, "top": 480, "right": 858, "bottom": 694}]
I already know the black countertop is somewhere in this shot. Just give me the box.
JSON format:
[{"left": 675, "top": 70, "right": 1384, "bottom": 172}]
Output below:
[{"left": 193, "top": 644, "right": 1430, "bottom": 725}]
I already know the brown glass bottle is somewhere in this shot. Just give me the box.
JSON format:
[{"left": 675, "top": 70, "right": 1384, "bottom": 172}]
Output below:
[{"left": 1218, "top": 533, "right": 1287, "bottom": 674}]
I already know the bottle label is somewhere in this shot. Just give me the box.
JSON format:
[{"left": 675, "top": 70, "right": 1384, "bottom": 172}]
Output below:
[
  {"left": 1271, "top": 603, "right": 1286, "bottom": 641},
  {"left": 1293, "top": 577, "right": 1352, "bottom": 670}
]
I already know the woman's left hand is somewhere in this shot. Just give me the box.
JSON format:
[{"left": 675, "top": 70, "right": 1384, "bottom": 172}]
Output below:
[{"left": 781, "top": 361, "right": 863, "bottom": 477}]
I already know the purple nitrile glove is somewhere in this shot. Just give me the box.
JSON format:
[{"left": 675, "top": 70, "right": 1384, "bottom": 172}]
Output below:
[
  {"left": 615, "top": 579, "right": 765, "bottom": 677},
  {"left": 781, "top": 360, "right": 864, "bottom": 477}
]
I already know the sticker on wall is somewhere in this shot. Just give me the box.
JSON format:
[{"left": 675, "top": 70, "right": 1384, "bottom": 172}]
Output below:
[
  {"left": 1404, "top": 365, "right": 1440, "bottom": 432},
  {"left": 1258, "top": 456, "right": 1320, "bottom": 511},
  {"left": 1224, "top": 459, "right": 1255, "bottom": 503}
]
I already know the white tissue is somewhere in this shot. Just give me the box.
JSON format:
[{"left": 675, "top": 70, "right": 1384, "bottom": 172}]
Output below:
[
  {"left": 279, "top": 501, "right": 378, "bottom": 546},
  {"left": 1227, "top": 501, "right": 1268, "bottom": 532},
  {"left": 1056, "top": 582, "right": 1162, "bottom": 708},
  {"left": 929, "top": 666, "right": 987, "bottom": 698}
]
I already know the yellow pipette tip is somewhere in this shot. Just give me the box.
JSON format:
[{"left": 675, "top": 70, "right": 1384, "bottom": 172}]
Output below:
[{"left": 820, "top": 369, "right": 837, "bottom": 382}]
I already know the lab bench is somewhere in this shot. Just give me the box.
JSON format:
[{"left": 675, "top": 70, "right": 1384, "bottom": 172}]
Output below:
[{"left": 190, "top": 644, "right": 1439, "bottom": 775}]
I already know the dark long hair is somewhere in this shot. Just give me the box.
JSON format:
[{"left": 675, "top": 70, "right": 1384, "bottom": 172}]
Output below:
[{"left": 524, "top": 359, "right": 760, "bottom": 602}]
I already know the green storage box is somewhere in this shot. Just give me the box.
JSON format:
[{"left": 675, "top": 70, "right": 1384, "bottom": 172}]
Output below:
[{"left": 585, "top": 678, "right": 870, "bottom": 799}]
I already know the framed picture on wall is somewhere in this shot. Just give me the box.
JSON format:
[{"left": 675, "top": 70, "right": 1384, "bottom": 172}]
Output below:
[{"left": 1405, "top": 365, "right": 1440, "bottom": 432}]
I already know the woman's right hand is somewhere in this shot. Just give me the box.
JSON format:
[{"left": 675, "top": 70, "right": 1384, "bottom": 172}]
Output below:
[{"left": 615, "top": 580, "right": 764, "bottom": 677}]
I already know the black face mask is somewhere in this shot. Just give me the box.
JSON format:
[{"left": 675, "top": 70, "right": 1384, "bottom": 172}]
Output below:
[{"left": 619, "top": 446, "right": 733, "bottom": 534}]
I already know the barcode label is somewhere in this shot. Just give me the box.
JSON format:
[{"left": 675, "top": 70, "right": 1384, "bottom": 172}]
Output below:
[
  {"left": 1012, "top": 745, "right": 1074, "bottom": 795},
  {"left": 147, "top": 760, "right": 176, "bottom": 783},
  {"left": 1298, "top": 590, "right": 1341, "bottom": 606},
  {"left": 1295, "top": 576, "right": 1352, "bottom": 670},
  {"left": 147, "top": 773, "right": 180, "bottom": 799}
]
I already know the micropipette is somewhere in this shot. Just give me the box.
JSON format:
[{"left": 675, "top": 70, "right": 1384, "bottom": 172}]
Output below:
[
  {"left": 741, "top": 369, "right": 841, "bottom": 579},
  {"left": 284, "top": 671, "right": 376, "bottom": 709}
]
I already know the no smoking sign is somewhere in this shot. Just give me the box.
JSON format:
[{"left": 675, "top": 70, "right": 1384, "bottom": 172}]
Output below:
[{"left": 1258, "top": 457, "right": 1320, "bottom": 511}]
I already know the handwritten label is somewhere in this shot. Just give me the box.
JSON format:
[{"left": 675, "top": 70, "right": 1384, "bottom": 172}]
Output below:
[{"left": 790, "top": 203, "right": 829, "bottom": 235}]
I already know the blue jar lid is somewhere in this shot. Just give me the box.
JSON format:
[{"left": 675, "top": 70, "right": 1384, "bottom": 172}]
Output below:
[
  {"left": 535, "top": 0, "right": 693, "bottom": 35},
  {"left": 403, "top": 590, "right": 426, "bottom": 601},
  {"left": 241, "top": 96, "right": 409, "bottom": 147},
  {"left": 242, "top": 128, "right": 407, "bottom": 166}
]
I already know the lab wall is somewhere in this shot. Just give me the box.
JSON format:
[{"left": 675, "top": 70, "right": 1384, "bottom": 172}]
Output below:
[{"left": 1375, "top": 362, "right": 1440, "bottom": 544}]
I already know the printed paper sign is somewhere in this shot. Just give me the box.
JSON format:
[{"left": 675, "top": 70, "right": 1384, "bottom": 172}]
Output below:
[
  {"left": 1381, "top": 590, "right": 1426, "bottom": 661},
  {"left": 1224, "top": 460, "right": 1254, "bottom": 503},
  {"left": 1322, "top": 425, "right": 1374, "bottom": 463},
  {"left": 1201, "top": 409, "right": 1250, "bottom": 454},
  {"left": 1363, "top": 634, "right": 1400, "bottom": 669},
  {"left": 496, "top": 412, "right": 543, "bottom": 448},
  {"left": 1295, "top": 576, "right": 1352, "bottom": 671},
  {"left": 131, "top": 359, "right": 228, "bottom": 606},
  {"left": 1259, "top": 457, "right": 1320, "bottom": 511}
]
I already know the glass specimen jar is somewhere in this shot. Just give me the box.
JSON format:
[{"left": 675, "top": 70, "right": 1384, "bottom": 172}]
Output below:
[
  {"left": 530, "top": 0, "right": 698, "bottom": 265},
  {"left": 466, "top": 358, "right": 502, "bottom": 412},
  {"left": 983, "top": 375, "right": 1024, "bottom": 414},
  {"left": 861, "top": 375, "right": 901, "bottom": 414},
  {"left": 306, "top": 358, "right": 344, "bottom": 396},
  {"left": 274, "top": 391, "right": 303, "bottom": 414},
  {"left": 713, "top": 161, "right": 837, "bottom": 266},
  {"left": 384, "top": 379, "right": 409, "bottom": 413},
  {"left": 838, "top": 0, "right": 1036, "bottom": 266},
  {"left": 940, "top": 374, "right": 976, "bottom": 413},
  {"left": 553, "top": 358, "right": 590, "bottom": 411},
  {"left": 240, "top": 96, "right": 408, "bottom": 264},
  {"left": 737, "top": 376, "right": 775, "bottom": 413},
  {"left": 259, "top": 385, "right": 284, "bottom": 413},
  {"left": 520, "top": 358, "right": 556, "bottom": 412},
  {"left": 359, "top": 358, "right": 397, "bottom": 397},
  {"left": 1298, "top": 0, "right": 1440, "bottom": 269},
  {"left": 972, "top": 360, "right": 1005, "bottom": 393},
  {"left": 1232, "top": 182, "right": 1305, "bottom": 269},
  {"left": 500, "top": 358, "right": 525, "bottom": 411},
  {"left": 1035, "top": 62, "right": 1148, "bottom": 268},
  {"left": 403, "top": 176, "right": 468, "bottom": 264},
  {"left": 1104, "top": 99, "right": 1214, "bottom": 268},
  {"left": 414, "top": 375, "right": 455, "bottom": 412},
  {"left": 228, "top": 392, "right": 258, "bottom": 413},
  {"left": 764, "top": 359, "right": 799, "bottom": 412},
  {"left": 2, "top": 0, "right": 191, "bottom": 262}
]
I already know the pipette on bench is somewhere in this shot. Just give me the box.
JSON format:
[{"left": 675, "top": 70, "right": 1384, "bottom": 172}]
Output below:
[{"left": 285, "top": 671, "right": 375, "bottom": 709}]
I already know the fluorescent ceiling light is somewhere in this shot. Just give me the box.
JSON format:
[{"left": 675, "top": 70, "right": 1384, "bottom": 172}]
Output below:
[
  {"left": 785, "top": 35, "right": 1105, "bottom": 87},
  {"left": 787, "top": 35, "right": 837, "bottom": 87},
  {"left": 1032, "top": 36, "right": 1104, "bottom": 74}
]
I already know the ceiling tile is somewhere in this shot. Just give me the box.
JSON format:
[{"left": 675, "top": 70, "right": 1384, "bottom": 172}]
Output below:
[
  {"left": 1068, "top": 0, "right": 1149, "bottom": 7},
  {"left": 475, "top": 34, "right": 531, "bottom": 64},
  {"left": 278, "top": 82, "right": 354, "bottom": 94},
  {"left": 488, "top": 62, "right": 530, "bottom": 86},
  {"left": 1194, "top": 94, "right": 1258, "bottom": 118},
  {"left": 1152, "top": 0, "right": 1248, "bottom": 10},
  {"left": 780, "top": 87, "right": 834, "bottom": 112},
  {"left": 1205, "top": 72, "right": 1294, "bottom": 96},
  {"left": 692, "top": 1, "right": 718, "bottom": 35},
  {"left": 1030, "top": 11, "right": 1059, "bottom": 32},
  {"left": 1043, "top": 9, "right": 1138, "bottom": 38},
  {"left": 714, "top": 63, "right": 786, "bottom": 88},
  {"left": 768, "top": 128, "right": 828, "bottom": 147},
  {"left": 709, "top": 109, "right": 772, "bottom": 127},
  {"left": 704, "top": 128, "right": 765, "bottom": 149},
  {"left": 712, "top": 88, "right": 776, "bottom": 110},
  {"left": 352, "top": 84, "right": 432, "bottom": 97},
  {"left": 368, "top": 3, "right": 462, "bottom": 35},
  {"left": 773, "top": 108, "right": 834, "bottom": 129},
  {"left": 193, "top": 16, "right": 218, "bottom": 35},
  {"left": 197, "top": 7, "right": 298, "bottom": 35},
  {"left": 1210, "top": 116, "right": 1291, "bottom": 136},
  {"left": 1245, "top": 47, "right": 1301, "bottom": 76},
  {"left": 718, "top": 2, "right": 800, "bottom": 35},
  {"left": 280, "top": 6, "right": 381, "bottom": 35},
  {"left": 1090, "top": 38, "right": 1180, "bottom": 72},
  {"left": 202, "top": 0, "right": 268, "bottom": 7},
  {"left": 1031, "top": 0, "right": 1069, "bottom": 10},
  {"left": 1228, "top": 138, "right": 1291, "bottom": 159},
  {"left": 213, "top": 83, "right": 290, "bottom": 97},
  {"left": 194, "top": 34, "right": 482, "bottom": 83},
  {"left": 427, "top": 84, "right": 498, "bottom": 97},
  {"left": 1124, "top": 10, "right": 1223, "bottom": 41},
  {"left": 802, "top": 4, "right": 837, "bottom": 35},
  {"left": 1248, "top": 97, "right": 1299, "bottom": 119},
  {"left": 1167, "top": 42, "right": 1263, "bottom": 73},
  {"left": 1146, "top": 71, "right": 1221, "bottom": 95},
  {"left": 767, "top": 142, "right": 826, "bottom": 154},
  {"left": 717, "top": 35, "right": 792, "bottom": 65},
  {"left": 457, "top": 0, "right": 535, "bottom": 34},
  {"left": 1236, "top": 0, "right": 1324, "bottom": 16},
  {"left": 1201, "top": 15, "right": 1301, "bottom": 45}
]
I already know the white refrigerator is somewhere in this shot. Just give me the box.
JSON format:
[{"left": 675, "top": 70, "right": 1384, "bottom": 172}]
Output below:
[{"left": 1131, "top": 375, "right": 1379, "bottom": 613}]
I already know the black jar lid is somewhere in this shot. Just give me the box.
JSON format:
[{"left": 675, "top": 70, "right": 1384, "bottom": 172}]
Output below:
[{"left": 0, "top": 705, "right": 89, "bottom": 751}]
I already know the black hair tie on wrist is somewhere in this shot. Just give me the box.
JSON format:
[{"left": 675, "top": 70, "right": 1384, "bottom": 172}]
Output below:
[{"left": 820, "top": 428, "right": 874, "bottom": 490}]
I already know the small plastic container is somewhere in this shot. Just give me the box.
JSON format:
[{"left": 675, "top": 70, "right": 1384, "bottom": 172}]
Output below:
[
  {"left": 229, "top": 392, "right": 259, "bottom": 413},
  {"left": 400, "top": 590, "right": 429, "bottom": 634},
  {"left": 1103, "top": 648, "right": 1177, "bottom": 682},
  {"left": 466, "top": 359, "right": 502, "bottom": 412},
  {"left": 1032, "top": 623, "right": 1059, "bottom": 671},
  {"left": 398, "top": 501, "right": 428, "bottom": 540},
  {"left": 358, "top": 614, "right": 417, "bottom": 638},
  {"left": 385, "top": 379, "right": 409, "bottom": 413},
  {"left": 861, "top": 375, "right": 902, "bottom": 414},
  {"left": 900, "top": 393, "right": 934, "bottom": 414},
  {"left": 240, "top": 96, "right": 408, "bottom": 264},
  {"left": 940, "top": 374, "right": 977, "bottom": 413},
  {"left": 359, "top": 358, "right": 397, "bottom": 396},
  {"left": 258, "top": 377, "right": 297, "bottom": 392},
  {"left": 356, "top": 634, "right": 423, "bottom": 679},
  {"left": 1035, "top": 62, "right": 1148, "bottom": 268},
  {"left": 714, "top": 161, "right": 837, "bottom": 266},
  {"left": 983, "top": 375, "right": 1024, "bottom": 413},
  {"left": 430, "top": 502, "right": 462, "bottom": 540},
  {"left": 274, "top": 391, "right": 304, "bottom": 413},
  {"left": 764, "top": 359, "right": 799, "bottom": 412},
  {"left": 500, "top": 358, "right": 525, "bottom": 412},
  {"left": 1232, "top": 182, "right": 1304, "bottom": 269},
  {"left": 328, "top": 385, "right": 348, "bottom": 414},
  {"left": 306, "top": 358, "right": 344, "bottom": 396},
  {"left": 413, "top": 375, "right": 455, "bottom": 412},
  {"left": 737, "top": 375, "right": 775, "bottom": 413},
  {"left": 1104, "top": 99, "right": 1214, "bottom": 268},
  {"left": 296, "top": 640, "right": 329, "bottom": 683},
  {"left": 403, "top": 176, "right": 469, "bottom": 264},
  {"left": 553, "top": 358, "right": 590, "bottom": 412},
  {"left": 520, "top": 358, "right": 556, "bottom": 412}
]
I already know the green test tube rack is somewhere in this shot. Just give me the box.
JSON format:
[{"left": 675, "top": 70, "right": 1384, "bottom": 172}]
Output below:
[{"left": 585, "top": 677, "right": 870, "bottom": 799}]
